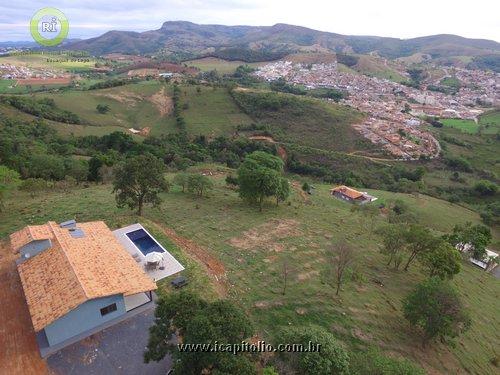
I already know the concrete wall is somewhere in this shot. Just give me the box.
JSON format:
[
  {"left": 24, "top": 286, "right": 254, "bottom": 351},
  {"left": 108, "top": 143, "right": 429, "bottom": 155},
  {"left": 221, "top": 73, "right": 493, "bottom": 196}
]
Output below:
[
  {"left": 19, "top": 239, "right": 52, "bottom": 259},
  {"left": 43, "top": 294, "right": 126, "bottom": 347}
]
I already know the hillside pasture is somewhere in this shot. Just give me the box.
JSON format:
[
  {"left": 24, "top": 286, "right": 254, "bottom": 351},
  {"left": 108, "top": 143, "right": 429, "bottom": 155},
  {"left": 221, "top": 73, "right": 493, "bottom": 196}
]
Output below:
[
  {"left": 185, "top": 57, "right": 264, "bottom": 74},
  {"left": 0, "top": 174, "right": 498, "bottom": 375}
]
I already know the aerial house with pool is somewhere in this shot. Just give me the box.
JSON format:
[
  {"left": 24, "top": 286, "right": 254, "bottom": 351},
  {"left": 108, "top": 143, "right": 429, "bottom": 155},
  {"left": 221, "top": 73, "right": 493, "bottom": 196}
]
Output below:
[{"left": 10, "top": 220, "right": 184, "bottom": 357}]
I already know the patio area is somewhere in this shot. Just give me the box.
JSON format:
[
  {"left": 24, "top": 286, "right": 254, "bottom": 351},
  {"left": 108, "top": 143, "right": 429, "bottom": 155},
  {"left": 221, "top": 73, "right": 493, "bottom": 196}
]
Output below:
[
  {"left": 47, "top": 310, "right": 171, "bottom": 375},
  {"left": 113, "top": 223, "right": 184, "bottom": 282}
]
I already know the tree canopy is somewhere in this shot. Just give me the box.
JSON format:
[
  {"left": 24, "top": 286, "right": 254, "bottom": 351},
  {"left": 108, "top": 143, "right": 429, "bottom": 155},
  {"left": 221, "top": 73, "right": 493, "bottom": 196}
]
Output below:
[
  {"left": 144, "top": 291, "right": 256, "bottom": 375},
  {"left": 403, "top": 277, "right": 471, "bottom": 345},
  {"left": 112, "top": 153, "right": 169, "bottom": 215},
  {"left": 444, "top": 222, "right": 492, "bottom": 261},
  {"left": 280, "top": 325, "right": 350, "bottom": 375},
  {"left": 237, "top": 151, "right": 289, "bottom": 211}
]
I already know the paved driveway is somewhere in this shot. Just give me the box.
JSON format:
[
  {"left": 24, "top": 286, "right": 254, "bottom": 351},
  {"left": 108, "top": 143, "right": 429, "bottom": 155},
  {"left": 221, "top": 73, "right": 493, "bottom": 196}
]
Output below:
[{"left": 47, "top": 310, "right": 171, "bottom": 375}]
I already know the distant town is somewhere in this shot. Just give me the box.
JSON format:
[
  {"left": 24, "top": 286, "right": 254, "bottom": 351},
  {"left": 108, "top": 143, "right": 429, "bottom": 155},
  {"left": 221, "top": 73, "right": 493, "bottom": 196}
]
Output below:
[{"left": 255, "top": 61, "right": 498, "bottom": 159}]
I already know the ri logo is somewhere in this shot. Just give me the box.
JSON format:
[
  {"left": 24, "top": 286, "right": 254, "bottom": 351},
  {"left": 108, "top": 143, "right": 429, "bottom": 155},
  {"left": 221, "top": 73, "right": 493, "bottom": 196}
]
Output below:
[
  {"left": 42, "top": 17, "right": 58, "bottom": 33},
  {"left": 30, "top": 8, "right": 69, "bottom": 47}
]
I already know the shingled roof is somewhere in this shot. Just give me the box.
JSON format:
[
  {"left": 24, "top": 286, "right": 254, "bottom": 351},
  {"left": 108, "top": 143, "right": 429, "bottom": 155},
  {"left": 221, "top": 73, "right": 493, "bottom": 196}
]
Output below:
[
  {"left": 14, "top": 221, "right": 157, "bottom": 332},
  {"left": 10, "top": 224, "right": 54, "bottom": 253},
  {"left": 331, "top": 185, "right": 364, "bottom": 200}
]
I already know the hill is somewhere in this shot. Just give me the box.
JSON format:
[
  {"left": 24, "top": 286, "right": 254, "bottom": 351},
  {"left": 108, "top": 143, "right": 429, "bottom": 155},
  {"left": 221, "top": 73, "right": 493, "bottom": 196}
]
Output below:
[
  {"left": 66, "top": 21, "right": 500, "bottom": 61},
  {"left": 0, "top": 169, "right": 498, "bottom": 374}
]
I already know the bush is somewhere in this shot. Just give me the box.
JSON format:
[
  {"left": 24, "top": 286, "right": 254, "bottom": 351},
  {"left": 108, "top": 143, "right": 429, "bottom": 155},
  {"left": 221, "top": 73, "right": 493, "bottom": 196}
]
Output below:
[
  {"left": 444, "top": 156, "right": 472, "bottom": 173},
  {"left": 96, "top": 103, "right": 110, "bottom": 114},
  {"left": 225, "top": 174, "right": 239, "bottom": 186},
  {"left": 280, "top": 325, "right": 349, "bottom": 375},
  {"left": 473, "top": 180, "right": 498, "bottom": 196}
]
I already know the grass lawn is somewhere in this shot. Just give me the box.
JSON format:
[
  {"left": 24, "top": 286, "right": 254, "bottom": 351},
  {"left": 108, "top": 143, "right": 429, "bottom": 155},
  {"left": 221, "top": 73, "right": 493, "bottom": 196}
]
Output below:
[
  {"left": 479, "top": 109, "right": 500, "bottom": 135},
  {"left": 185, "top": 57, "right": 264, "bottom": 74},
  {"left": 0, "top": 53, "right": 97, "bottom": 71},
  {"left": 231, "top": 89, "right": 370, "bottom": 153},
  {"left": 0, "top": 80, "right": 41, "bottom": 94},
  {"left": 442, "top": 118, "right": 479, "bottom": 134},
  {"left": 32, "top": 81, "right": 172, "bottom": 135},
  {"left": 0, "top": 172, "right": 498, "bottom": 374},
  {"left": 179, "top": 85, "right": 254, "bottom": 136}
]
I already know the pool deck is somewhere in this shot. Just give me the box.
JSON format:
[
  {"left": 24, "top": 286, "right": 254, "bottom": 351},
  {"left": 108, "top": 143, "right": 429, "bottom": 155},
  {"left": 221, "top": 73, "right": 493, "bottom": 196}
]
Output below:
[{"left": 113, "top": 223, "right": 184, "bottom": 282}]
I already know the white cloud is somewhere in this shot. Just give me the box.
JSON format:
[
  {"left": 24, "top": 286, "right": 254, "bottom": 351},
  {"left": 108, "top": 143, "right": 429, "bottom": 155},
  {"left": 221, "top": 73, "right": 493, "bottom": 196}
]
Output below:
[{"left": 0, "top": 0, "right": 498, "bottom": 41}]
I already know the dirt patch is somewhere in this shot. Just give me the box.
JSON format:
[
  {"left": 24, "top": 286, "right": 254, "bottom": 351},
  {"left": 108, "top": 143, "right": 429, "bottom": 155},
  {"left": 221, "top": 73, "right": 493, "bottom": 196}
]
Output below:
[
  {"left": 17, "top": 77, "right": 71, "bottom": 85},
  {"left": 297, "top": 270, "right": 319, "bottom": 281},
  {"left": 95, "top": 91, "right": 143, "bottom": 106},
  {"left": 248, "top": 135, "right": 276, "bottom": 143},
  {"left": 351, "top": 328, "right": 374, "bottom": 342},
  {"left": 0, "top": 241, "right": 48, "bottom": 375},
  {"left": 229, "top": 219, "right": 301, "bottom": 252},
  {"left": 248, "top": 136, "right": 287, "bottom": 161},
  {"left": 127, "top": 68, "right": 160, "bottom": 77},
  {"left": 148, "top": 222, "right": 227, "bottom": 297},
  {"left": 149, "top": 87, "right": 173, "bottom": 116},
  {"left": 291, "top": 181, "right": 310, "bottom": 203}
]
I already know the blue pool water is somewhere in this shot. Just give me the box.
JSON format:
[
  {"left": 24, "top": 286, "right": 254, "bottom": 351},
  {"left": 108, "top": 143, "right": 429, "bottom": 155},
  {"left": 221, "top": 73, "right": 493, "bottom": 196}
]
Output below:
[{"left": 126, "top": 229, "right": 164, "bottom": 256}]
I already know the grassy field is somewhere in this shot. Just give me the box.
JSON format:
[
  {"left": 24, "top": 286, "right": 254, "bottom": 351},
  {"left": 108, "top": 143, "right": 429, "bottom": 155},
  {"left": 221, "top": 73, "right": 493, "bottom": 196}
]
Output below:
[
  {"left": 179, "top": 85, "right": 254, "bottom": 136},
  {"left": 0, "top": 53, "right": 98, "bottom": 71},
  {"left": 353, "top": 55, "right": 407, "bottom": 83},
  {"left": 479, "top": 109, "right": 500, "bottom": 134},
  {"left": 31, "top": 81, "right": 171, "bottom": 135},
  {"left": 0, "top": 79, "right": 67, "bottom": 94},
  {"left": 441, "top": 110, "right": 499, "bottom": 135},
  {"left": 0, "top": 169, "right": 498, "bottom": 374},
  {"left": 433, "top": 125, "right": 500, "bottom": 177},
  {"left": 23, "top": 82, "right": 254, "bottom": 137},
  {"left": 184, "top": 57, "right": 264, "bottom": 74},
  {"left": 442, "top": 118, "right": 479, "bottom": 134},
  {"left": 231, "top": 89, "right": 372, "bottom": 153}
]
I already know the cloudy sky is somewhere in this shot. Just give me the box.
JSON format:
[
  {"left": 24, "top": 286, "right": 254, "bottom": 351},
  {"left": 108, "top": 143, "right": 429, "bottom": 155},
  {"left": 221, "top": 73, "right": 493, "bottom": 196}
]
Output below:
[{"left": 1, "top": 0, "right": 499, "bottom": 42}]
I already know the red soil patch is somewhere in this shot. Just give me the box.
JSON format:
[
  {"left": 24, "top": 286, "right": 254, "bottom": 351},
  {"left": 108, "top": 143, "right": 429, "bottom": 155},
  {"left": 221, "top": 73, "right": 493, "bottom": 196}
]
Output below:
[
  {"left": 0, "top": 241, "right": 48, "bottom": 375},
  {"left": 17, "top": 77, "right": 71, "bottom": 85},
  {"left": 149, "top": 222, "right": 227, "bottom": 296}
]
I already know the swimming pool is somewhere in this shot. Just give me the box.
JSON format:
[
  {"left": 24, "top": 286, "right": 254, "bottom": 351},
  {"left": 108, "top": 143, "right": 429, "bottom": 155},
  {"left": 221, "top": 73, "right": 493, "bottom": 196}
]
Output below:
[{"left": 126, "top": 229, "right": 165, "bottom": 256}]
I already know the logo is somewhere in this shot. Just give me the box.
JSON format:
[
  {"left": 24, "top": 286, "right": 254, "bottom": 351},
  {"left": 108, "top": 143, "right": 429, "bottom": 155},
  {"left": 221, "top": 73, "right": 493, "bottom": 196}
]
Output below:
[{"left": 30, "top": 7, "right": 69, "bottom": 46}]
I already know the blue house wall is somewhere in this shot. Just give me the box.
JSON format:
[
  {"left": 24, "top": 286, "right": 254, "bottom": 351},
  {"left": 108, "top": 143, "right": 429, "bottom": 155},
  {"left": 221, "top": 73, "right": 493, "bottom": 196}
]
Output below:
[
  {"left": 19, "top": 239, "right": 52, "bottom": 259},
  {"left": 43, "top": 294, "right": 126, "bottom": 346}
]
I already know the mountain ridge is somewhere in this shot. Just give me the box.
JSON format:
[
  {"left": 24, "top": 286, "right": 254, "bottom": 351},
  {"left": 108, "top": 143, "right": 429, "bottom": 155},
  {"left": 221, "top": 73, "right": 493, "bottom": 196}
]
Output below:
[{"left": 66, "top": 21, "right": 500, "bottom": 61}]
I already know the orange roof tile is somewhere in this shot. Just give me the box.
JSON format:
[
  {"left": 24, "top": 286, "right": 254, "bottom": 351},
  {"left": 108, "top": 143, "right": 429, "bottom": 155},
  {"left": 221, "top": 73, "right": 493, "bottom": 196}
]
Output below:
[
  {"left": 15, "top": 221, "right": 157, "bottom": 331},
  {"left": 10, "top": 224, "right": 53, "bottom": 253},
  {"left": 330, "top": 185, "right": 364, "bottom": 200}
]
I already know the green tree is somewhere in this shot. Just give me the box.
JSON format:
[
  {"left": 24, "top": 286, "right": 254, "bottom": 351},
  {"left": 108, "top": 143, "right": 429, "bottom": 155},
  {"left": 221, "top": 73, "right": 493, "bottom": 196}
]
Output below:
[
  {"left": 112, "top": 154, "right": 169, "bottom": 216},
  {"left": 403, "top": 225, "right": 439, "bottom": 271},
  {"left": 324, "top": 241, "right": 355, "bottom": 296},
  {"left": 280, "top": 325, "right": 349, "bottom": 375},
  {"left": 237, "top": 151, "right": 286, "bottom": 211},
  {"left": 19, "top": 178, "right": 47, "bottom": 198},
  {"left": 96, "top": 103, "right": 110, "bottom": 114},
  {"left": 473, "top": 180, "right": 498, "bottom": 196},
  {"left": 0, "top": 165, "right": 20, "bottom": 211},
  {"left": 144, "top": 291, "right": 255, "bottom": 374},
  {"left": 65, "top": 159, "right": 89, "bottom": 183},
  {"left": 376, "top": 225, "right": 408, "bottom": 269},
  {"left": 444, "top": 222, "right": 492, "bottom": 261},
  {"left": 173, "top": 172, "right": 190, "bottom": 192},
  {"left": 187, "top": 174, "right": 214, "bottom": 197},
  {"left": 275, "top": 177, "right": 290, "bottom": 205},
  {"left": 419, "top": 240, "right": 461, "bottom": 279},
  {"left": 403, "top": 278, "right": 471, "bottom": 346},
  {"left": 27, "top": 154, "right": 66, "bottom": 180}
]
